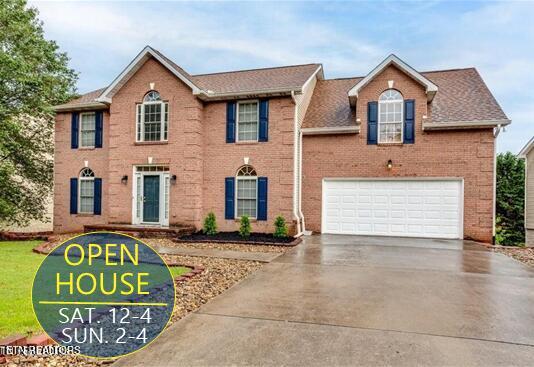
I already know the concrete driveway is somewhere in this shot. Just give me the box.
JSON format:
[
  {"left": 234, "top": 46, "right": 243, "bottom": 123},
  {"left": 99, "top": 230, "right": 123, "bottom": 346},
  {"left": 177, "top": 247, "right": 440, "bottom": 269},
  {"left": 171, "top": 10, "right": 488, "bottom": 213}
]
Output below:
[{"left": 115, "top": 235, "right": 534, "bottom": 366}]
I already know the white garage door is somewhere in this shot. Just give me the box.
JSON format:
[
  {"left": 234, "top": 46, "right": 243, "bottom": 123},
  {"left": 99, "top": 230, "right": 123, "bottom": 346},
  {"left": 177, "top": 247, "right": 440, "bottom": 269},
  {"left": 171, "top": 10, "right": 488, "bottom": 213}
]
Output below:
[{"left": 322, "top": 179, "right": 463, "bottom": 239}]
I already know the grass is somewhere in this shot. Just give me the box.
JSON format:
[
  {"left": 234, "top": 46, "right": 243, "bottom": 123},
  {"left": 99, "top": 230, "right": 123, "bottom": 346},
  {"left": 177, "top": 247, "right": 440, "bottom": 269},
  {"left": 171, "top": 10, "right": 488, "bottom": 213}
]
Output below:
[{"left": 0, "top": 240, "right": 190, "bottom": 338}]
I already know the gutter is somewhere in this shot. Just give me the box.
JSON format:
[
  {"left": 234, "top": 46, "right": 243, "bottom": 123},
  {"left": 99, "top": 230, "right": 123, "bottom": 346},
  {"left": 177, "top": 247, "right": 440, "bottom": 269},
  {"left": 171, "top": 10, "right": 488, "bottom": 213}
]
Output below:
[
  {"left": 291, "top": 90, "right": 304, "bottom": 237},
  {"left": 194, "top": 86, "right": 303, "bottom": 101},
  {"left": 53, "top": 102, "right": 109, "bottom": 112},
  {"left": 302, "top": 126, "right": 360, "bottom": 135},
  {"left": 422, "top": 119, "right": 511, "bottom": 131}
]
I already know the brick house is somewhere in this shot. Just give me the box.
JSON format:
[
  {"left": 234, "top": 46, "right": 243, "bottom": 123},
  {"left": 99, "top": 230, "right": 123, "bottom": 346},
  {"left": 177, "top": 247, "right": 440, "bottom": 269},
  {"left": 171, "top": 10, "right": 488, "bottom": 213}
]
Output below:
[{"left": 53, "top": 47, "right": 509, "bottom": 242}]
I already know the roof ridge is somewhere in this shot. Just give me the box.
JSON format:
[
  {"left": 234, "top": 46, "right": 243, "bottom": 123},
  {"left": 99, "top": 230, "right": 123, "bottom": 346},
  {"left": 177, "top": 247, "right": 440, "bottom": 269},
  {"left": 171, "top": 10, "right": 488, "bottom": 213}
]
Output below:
[
  {"left": 420, "top": 67, "right": 476, "bottom": 74},
  {"left": 192, "top": 63, "right": 321, "bottom": 77}
]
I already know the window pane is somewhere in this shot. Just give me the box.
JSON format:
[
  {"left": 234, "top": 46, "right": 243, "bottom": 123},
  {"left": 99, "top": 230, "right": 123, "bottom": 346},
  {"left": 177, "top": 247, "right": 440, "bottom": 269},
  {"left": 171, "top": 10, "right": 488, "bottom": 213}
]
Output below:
[
  {"left": 237, "top": 102, "right": 258, "bottom": 141},
  {"left": 79, "top": 180, "right": 94, "bottom": 213},
  {"left": 80, "top": 113, "right": 95, "bottom": 147},
  {"left": 237, "top": 178, "right": 257, "bottom": 217},
  {"left": 143, "top": 103, "right": 162, "bottom": 141}
]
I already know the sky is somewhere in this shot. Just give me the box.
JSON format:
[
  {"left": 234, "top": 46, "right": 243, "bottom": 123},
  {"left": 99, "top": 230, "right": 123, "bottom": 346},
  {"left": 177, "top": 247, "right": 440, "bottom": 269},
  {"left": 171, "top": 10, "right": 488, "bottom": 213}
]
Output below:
[{"left": 29, "top": 0, "right": 534, "bottom": 153}]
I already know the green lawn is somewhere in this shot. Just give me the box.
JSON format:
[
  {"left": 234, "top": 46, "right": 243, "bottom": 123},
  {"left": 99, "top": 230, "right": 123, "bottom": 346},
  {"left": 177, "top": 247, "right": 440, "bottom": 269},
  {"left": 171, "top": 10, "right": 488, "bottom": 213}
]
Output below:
[{"left": 0, "top": 240, "right": 189, "bottom": 338}]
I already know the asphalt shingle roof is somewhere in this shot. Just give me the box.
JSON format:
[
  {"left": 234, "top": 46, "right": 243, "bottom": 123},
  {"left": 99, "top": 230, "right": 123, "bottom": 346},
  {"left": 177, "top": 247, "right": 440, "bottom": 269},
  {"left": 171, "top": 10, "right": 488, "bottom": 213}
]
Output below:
[{"left": 301, "top": 68, "right": 508, "bottom": 128}]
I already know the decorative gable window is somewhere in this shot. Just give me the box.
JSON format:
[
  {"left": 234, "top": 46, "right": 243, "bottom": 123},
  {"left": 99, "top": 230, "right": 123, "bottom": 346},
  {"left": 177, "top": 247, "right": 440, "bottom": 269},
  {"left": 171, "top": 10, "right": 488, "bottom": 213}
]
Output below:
[
  {"left": 136, "top": 91, "right": 168, "bottom": 142},
  {"left": 237, "top": 101, "right": 259, "bottom": 142},
  {"left": 80, "top": 112, "right": 96, "bottom": 147},
  {"left": 378, "top": 89, "right": 403, "bottom": 143}
]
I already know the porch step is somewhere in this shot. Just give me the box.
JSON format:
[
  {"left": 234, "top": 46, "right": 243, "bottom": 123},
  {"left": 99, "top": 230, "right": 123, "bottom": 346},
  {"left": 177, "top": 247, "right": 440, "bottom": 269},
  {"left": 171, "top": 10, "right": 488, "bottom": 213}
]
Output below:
[{"left": 83, "top": 224, "right": 195, "bottom": 238}]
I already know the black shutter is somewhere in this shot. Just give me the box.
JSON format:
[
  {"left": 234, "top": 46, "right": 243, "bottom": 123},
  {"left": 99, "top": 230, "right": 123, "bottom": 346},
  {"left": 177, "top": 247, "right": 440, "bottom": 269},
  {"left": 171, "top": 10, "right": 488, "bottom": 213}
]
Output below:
[
  {"left": 95, "top": 111, "right": 103, "bottom": 148},
  {"left": 403, "top": 100, "right": 415, "bottom": 144},
  {"left": 367, "top": 102, "right": 378, "bottom": 145},
  {"left": 94, "top": 178, "right": 102, "bottom": 215},
  {"left": 70, "top": 178, "right": 78, "bottom": 214},
  {"left": 225, "top": 177, "right": 235, "bottom": 219},
  {"left": 257, "top": 177, "right": 268, "bottom": 220},
  {"left": 71, "top": 112, "right": 79, "bottom": 149},
  {"left": 258, "top": 100, "right": 269, "bottom": 142},
  {"left": 226, "top": 102, "right": 236, "bottom": 143}
]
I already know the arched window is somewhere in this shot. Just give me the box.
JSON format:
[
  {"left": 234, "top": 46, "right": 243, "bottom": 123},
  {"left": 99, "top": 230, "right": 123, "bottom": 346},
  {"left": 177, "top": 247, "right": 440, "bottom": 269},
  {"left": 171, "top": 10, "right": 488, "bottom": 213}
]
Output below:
[
  {"left": 378, "top": 89, "right": 403, "bottom": 143},
  {"left": 136, "top": 91, "right": 168, "bottom": 142},
  {"left": 236, "top": 165, "right": 257, "bottom": 218},
  {"left": 79, "top": 168, "right": 95, "bottom": 214}
]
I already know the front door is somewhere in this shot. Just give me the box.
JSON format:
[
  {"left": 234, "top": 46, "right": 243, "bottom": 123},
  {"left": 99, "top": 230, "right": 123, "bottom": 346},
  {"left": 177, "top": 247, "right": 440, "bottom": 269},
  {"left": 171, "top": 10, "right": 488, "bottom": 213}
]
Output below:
[{"left": 143, "top": 175, "right": 160, "bottom": 223}]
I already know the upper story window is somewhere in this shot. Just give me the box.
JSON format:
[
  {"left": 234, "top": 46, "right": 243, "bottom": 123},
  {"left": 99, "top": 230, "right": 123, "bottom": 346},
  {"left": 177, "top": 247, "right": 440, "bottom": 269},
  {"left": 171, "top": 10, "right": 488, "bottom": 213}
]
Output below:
[
  {"left": 78, "top": 168, "right": 95, "bottom": 214},
  {"left": 237, "top": 101, "right": 259, "bottom": 142},
  {"left": 80, "top": 112, "right": 96, "bottom": 147},
  {"left": 378, "top": 89, "right": 403, "bottom": 143},
  {"left": 136, "top": 91, "right": 168, "bottom": 142},
  {"left": 236, "top": 165, "right": 257, "bottom": 218}
]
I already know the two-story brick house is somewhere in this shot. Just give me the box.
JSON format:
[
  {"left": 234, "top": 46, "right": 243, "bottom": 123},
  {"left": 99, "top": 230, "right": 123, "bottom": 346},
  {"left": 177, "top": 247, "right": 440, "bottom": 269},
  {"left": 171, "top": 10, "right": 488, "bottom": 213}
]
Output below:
[{"left": 53, "top": 47, "right": 509, "bottom": 242}]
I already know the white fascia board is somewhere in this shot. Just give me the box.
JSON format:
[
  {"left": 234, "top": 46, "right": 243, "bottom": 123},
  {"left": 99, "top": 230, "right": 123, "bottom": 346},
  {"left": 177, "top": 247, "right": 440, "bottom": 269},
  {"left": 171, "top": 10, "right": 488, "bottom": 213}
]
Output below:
[
  {"left": 348, "top": 54, "right": 438, "bottom": 103},
  {"left": 423, "top": 119, "right": 511, "bottom": 131},
  {"left": 96, "top": 46, "right": 201, "bottom": 103},
  {"left": 519, "top": 136, "right": 534, "bottom": 158},
  {"left": 53, "top": 102, "right": 108, "bottom": 112},
  {"left": 302, "top": 126, "right": 360, "bottom": 135},
  {"left": 194, "top": 87, "right": 302, "bottom": 100}
]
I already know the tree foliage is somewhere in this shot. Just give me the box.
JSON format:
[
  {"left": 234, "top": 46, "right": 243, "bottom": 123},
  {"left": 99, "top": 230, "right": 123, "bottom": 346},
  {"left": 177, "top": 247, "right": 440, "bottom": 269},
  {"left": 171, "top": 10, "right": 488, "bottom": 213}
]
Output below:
[
  {"left": 0, "top": 0, "right": 77, "bottom": 227},
  {"left": 496, "top": 152, "right": 525, "bottom": 246}
]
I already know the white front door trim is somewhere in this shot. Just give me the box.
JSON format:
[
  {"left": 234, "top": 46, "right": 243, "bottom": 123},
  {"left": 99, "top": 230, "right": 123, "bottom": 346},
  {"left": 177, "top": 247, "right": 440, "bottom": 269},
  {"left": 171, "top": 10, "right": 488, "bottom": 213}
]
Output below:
[{"left": 132, "top": 167, "right": 170, "bottom": 227}]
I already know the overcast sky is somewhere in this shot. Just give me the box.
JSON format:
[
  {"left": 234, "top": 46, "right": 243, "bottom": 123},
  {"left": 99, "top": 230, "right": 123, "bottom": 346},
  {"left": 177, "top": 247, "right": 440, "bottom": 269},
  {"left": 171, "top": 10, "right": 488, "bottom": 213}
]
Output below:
[{"left": 30, "top": 0, "right": 534, "bottom": 153}]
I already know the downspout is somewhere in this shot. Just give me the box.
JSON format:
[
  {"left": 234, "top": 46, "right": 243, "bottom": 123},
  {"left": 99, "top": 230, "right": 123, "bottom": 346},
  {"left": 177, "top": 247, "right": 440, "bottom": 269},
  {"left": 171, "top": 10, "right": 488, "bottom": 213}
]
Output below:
[
  {"left": 492, "top": 124, "right": 502, "bottom": 245},
  {"left": 291, "top": 90, "right": 304, "bottom": 237},
  {"left": 298, "top": 129, "right": 307, "bottom": 233}
]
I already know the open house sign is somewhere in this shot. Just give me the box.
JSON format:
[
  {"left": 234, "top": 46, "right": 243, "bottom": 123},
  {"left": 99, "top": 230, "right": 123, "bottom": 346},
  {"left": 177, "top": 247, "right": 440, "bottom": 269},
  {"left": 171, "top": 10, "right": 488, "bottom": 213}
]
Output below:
[{"left": 32, "top": 232, "right": 175, "bottom": 358}]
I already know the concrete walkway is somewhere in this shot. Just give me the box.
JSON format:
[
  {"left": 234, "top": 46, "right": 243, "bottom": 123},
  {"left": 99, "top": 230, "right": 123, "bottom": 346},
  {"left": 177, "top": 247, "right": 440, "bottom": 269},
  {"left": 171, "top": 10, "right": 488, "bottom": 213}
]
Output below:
[
  {"left": 154, "top": 245, "right": 281, "bottom": 263},
  {"left": 116, "top": 235, "right": 534, "bottom": 366}
]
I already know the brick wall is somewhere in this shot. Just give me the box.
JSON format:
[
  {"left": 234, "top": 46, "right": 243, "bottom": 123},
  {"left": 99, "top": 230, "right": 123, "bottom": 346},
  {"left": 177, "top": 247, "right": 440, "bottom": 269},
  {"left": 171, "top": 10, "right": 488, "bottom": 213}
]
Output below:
[
  {"left": 302, "top": 65, "right": 495, "bottom": 242},
  {"left": 53, "top": 57, "right": 296, "bottom": 233}
]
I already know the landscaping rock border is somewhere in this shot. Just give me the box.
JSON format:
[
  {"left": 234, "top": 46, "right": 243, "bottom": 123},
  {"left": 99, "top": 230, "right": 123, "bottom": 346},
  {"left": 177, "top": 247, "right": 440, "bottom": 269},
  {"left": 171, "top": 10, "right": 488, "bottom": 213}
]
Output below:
[
  {"left": 0, "top": 231, "right": 54, "bottom": 242},
  {"left": 175, "top": 235, "right": 302, "bottom": 247}
]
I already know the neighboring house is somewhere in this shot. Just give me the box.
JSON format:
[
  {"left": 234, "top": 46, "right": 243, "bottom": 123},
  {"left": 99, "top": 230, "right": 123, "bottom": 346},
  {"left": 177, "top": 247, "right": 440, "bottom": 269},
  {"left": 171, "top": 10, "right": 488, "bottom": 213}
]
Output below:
[
  {"left": 519, "top": 137, "right": 534, "bottom": 246},
  {"left": 53, "top": 46, "right": 510, "bottom": 242}
]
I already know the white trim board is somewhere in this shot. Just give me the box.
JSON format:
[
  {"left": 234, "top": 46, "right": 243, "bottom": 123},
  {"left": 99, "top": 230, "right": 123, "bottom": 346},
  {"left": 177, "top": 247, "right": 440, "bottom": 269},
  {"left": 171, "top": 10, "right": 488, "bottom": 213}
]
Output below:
[{"left": 348, "top": 54, "right": 438, "bottom": 105}]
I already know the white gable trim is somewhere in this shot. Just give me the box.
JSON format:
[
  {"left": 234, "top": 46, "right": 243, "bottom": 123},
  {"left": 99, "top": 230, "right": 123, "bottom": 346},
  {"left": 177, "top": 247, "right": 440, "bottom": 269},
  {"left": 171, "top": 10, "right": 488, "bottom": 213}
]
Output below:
[
  {"left": 348, "top": 54, "right": 438, "bottom": 104},
  {"left": 519, "top": 136, "right": 534, "bottom": 158},
  {"left": 96, "top": 46, "right": 202, "bottom": 103}
]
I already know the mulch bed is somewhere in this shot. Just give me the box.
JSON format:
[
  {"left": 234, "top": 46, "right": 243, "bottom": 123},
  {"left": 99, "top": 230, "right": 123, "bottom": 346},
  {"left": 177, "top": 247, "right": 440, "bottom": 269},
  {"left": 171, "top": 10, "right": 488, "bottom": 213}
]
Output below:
[{"left": 177, "top": 231, "right": 301, "bottom": 246}]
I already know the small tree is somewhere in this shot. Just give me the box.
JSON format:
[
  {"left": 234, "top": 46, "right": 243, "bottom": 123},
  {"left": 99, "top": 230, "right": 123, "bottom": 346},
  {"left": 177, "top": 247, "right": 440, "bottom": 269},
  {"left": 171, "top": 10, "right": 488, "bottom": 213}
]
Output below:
[
  {"left": 202, "top": 212, "right": 218, "bottom": 235},
  {"left": 273, "top": 215, "right": 288, "bottom": 238},
  {"left": 496, "top": 152, "right": 525, "bottom": 246},
  {"left": 239, "top": 215, "right": 251, "bottom": 238}
]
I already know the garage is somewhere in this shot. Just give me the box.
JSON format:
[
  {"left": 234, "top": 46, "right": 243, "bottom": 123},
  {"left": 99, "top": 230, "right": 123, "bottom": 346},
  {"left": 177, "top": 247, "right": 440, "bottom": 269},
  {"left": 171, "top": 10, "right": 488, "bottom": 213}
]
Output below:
[{"left": 322, "top": 179, "right": 463, "bottom": 239}]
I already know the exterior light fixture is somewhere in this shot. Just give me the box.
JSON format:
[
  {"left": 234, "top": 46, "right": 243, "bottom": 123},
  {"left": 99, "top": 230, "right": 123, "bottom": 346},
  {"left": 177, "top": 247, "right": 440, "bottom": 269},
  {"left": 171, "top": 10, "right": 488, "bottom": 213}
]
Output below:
[
  {"left": 171, "top": 175, "right": 177, "bottom": 183},
  {"left": 121, "top": 175, "right": 128, "bottom": 184},
  {"left": 387, "top": 160, "right": 393, "bottom": 170}
]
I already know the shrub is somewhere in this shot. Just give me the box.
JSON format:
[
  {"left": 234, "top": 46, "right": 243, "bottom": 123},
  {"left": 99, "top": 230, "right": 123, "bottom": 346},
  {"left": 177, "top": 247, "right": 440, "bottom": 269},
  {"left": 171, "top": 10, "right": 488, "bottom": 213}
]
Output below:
[
  {"left": 239, "top": 215, "right": 251, "bottom": 238},
  {"left": 202, "top": 212, "right": 218, "bottom": 235},
  {"left": 273, "top": 215, "right": 288, "bottom": 238},
  {"left": 496, "top": 152, "right": 525, "bottom": 245}
]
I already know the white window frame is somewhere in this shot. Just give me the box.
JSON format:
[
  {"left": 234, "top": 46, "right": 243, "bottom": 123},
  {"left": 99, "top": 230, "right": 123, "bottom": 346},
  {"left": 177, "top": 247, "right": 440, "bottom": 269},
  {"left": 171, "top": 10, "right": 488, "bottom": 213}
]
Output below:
[
  {"left": 79, "top": 112, "right": 96, "bottom": 148},
  {"left": 235, "top": 165, "right": 258, "bottom": 219},
  {"left": 236, "top": 100, "right": 259, "bottom": 142},
  {"left": 378, "top": 90, "right": 404, "bottom": 144},
  {"left": 136, "top": 92, "right": 168, "bottom": 142},
  {"left": 78, "top": 168, "right": 95, "bottom": 214}
]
